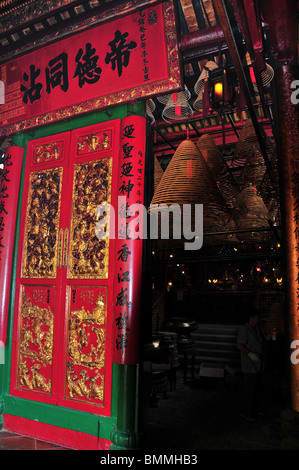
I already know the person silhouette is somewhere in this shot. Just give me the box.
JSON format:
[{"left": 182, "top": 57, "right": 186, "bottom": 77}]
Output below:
[{"left": 236, "top": 308, "right": 266, "bottom": 420}]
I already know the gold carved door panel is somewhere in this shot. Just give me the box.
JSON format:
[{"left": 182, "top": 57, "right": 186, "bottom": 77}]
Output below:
[
  {"left": 11, "top": 132, "right": 70, "bottom": 404},
  {"left": 11, "top": 120, "right": 120, "bottom": 415}
]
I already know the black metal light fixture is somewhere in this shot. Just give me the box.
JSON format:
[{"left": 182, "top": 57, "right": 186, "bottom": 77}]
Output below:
[{"left": 209, "top": 67, "right": 234, "bottom": 110}]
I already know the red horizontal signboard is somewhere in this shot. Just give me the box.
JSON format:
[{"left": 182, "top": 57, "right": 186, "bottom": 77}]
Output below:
[{"left": 0, "top": 0, "right": 182, "bottom": 136}]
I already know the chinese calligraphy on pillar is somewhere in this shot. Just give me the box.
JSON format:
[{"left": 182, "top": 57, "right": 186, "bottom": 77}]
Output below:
[
  {"left": 290, "top": 157, "right": 299, "bottom": 318},
  {"left": 0, "top": 146, "right": 24, "bottom": 345},
  {"left": 114, "top": 116, "right": 146, "bottom": 364}
]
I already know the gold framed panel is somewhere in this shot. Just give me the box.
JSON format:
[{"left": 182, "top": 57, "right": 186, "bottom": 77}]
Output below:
[
  {"left": 68, "top": 157, "right": 112, "bottom": 280},
  {"left": 64, "top": 285, "right": 108, "bottom": 407},
  {"left": 22, "top": 166, "right": 63, "bottom": 279},
  {"left": 16, "top": 284, "right": 55, "bottom": 395}
]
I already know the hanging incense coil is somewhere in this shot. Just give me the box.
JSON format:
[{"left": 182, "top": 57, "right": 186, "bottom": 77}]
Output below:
[
  {"left": 193, "top": 61, "right": 218, "bottom": 115},
  {"left": 149, "top": 138, "right": 234, "bottom": 239},
  {"left": 233, "top": 119, "right": 279, "bottom": 206},
  {"left": 243, "top": 53, "right": 274, "bottom": 89},
  {"left": 231, "top": 119, "right": 260, "bottom": 167},
  {"left": 154, "top": 157, "right": 164, "bottom": 192},
  {"left": 150, "top": 139, "right": 227, "bottom": 208},
  {"left": 195, "top": 133, "right": 244, "bottom": 214},
  {"left": 146, "top": 99, "right": 156, "bottom": 125},
  {"left": 241, "top": 140, "right": 279, "bottom": 210},
  {"left": 161, "top": 89, "right": 193, "bottom": 122},
  {"left": 237, "top": 184, "right": 269, "bottom": 225},
  {"left": 194, "top": 61, "right": 218, "bottom": 96},
  {"left": 231, "top": 119, "right": 276, "bottom": 171},
  {"left": 193, "top": 89, "right": 203, "bottom": 113},
  {"left": 261, "top": 63, "right": 274, "bottom": 87},
  {"left": 239, "top": 148, "right": 268, "bottom": 190},
  {"left": 157, "top": 84, "right": 191, "bottom": 105},
  {"left": 236, "top": 184, "right": 272, "bottom": 241}
]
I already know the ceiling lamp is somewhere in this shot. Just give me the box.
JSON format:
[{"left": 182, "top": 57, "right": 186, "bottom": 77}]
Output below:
[
  {"left": 145, "top": 99, "right": 156, "bottom": 124},
  {"left": 210, "top": 69, "right": 225, "bottom": 109},
  {"left": 209, "top": 66, "right": 235, "bottom": 111}
]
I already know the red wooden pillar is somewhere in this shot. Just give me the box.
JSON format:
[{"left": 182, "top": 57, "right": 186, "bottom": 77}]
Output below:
[
  {"left": 113, "top": 115, "right": 146, "bottom": 365},
  {"left": 0, "top": 146, "right": 24, "bottom": 347},
  {"left": 274, "top": 65, "right": 299, "bottom": 411},
  {"left": 110, "top": 113, "right": 146, "bottom": 450},
  {"left": 261, "top": 0, "right": 299, "bottom": 413}
]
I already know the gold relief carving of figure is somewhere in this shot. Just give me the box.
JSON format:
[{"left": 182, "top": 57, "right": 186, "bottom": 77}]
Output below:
[
  {"left": 77, "top": 370, "right": 91, "bottom": 397},
  {"left": 90, "top": 326, "right": 105, "bottom": 365},
  {"left": 68, "top": 339, "right": 81, "bottom": 364},
  {"left": 66, "top": 364, "right": 104, "bottom": 402},
  {"left": 66, "top": 291, "right": 106, "bottom": 403},
  {"left": 102, "top": 133, "right": 109, "bottom": 150},
  {"left": 43, "top": 329, "right": 54, "bottom": 364},
  {"left": 93, "top": 293, "right": 105, "bottom": 325},
  {"left": 17, "top": 292, "right": 54, "bottom": 394},
  {"left": 18, "top": 361, "right": 33, "bottom": 390},
  {"left": 90, "top": 372, "right": 104, "bottom": 401},
  {"left": 22, "top": 168, "right": 62, "bottom": 279},
  {"left": 67, "top": 365, "right": 84, "bottom": 398},
  {"left": 69, "top": 159, "right": 112, "bottom": 279},
  {"left": 79, "top": 326, "right": 90, "bottom": 348},
  {"left": 31, "top": 364, "right": 51, "bottom": 393},
  {"left": 33, "top": 142, "right": 63, "bottom": 164},
  {"left": 77, "top": 132, "right": 110, "bottom": 154}
]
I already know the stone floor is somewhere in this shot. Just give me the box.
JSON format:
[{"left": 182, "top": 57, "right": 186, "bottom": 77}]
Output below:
[
  {"left": 0, "top": 430, "right": 70, "bottom": 450},
  {"left": 0, "top": 368, "right": 293, "bottom": 451},
  {"left": 144, "top": 367, "right": 290, "bottom": 451}
]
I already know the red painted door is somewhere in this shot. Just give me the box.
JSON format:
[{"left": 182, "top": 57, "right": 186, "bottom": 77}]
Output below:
[{"left": 10, "top": 120, "right": 120, "bottom": 416}]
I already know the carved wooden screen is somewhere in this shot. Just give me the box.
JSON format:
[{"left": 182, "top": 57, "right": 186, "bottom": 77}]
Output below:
[{"left": 10, "top": 120, "right": 120, "bottom": 416}]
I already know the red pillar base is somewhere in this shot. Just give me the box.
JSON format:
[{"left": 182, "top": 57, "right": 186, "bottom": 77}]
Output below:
[
  {"left": 3, "top": 414, "right": 111, "bottom": 450},
  {"left": 281, "top": 409, "right": 299, "bottom": 450}
]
